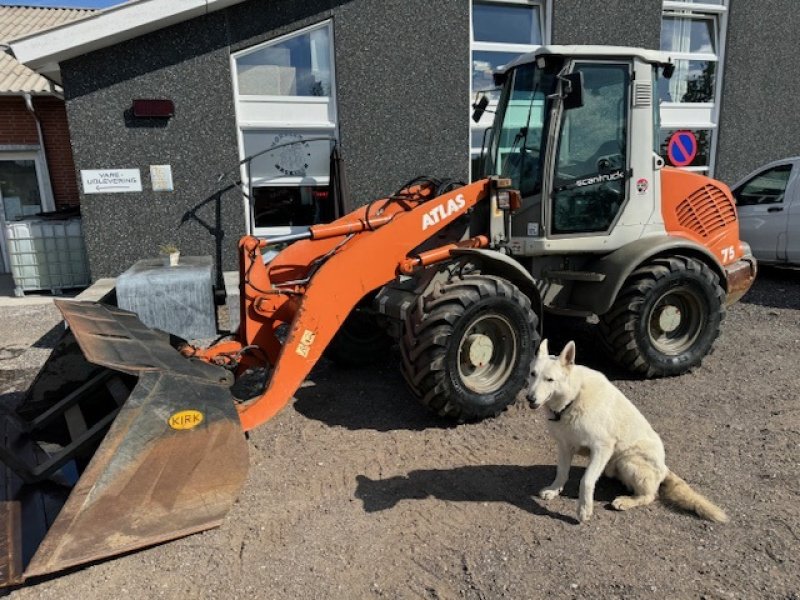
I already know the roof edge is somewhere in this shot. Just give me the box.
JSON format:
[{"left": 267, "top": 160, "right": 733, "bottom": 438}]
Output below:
[{"left": 8, "top": 0, "right": 246, "bottom": 84}]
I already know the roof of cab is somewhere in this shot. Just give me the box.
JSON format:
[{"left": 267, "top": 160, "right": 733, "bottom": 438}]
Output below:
[{"left": 499, "top": 45, "right": 673, "bottom": 73}]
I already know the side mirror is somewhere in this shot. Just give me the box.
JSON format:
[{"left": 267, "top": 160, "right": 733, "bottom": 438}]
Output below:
[
  {"left": 562, "top": 72, "right": 584, "bottom": 110},
  {"left": 472, "top": 95, "right": 490, "bottom": 123}
]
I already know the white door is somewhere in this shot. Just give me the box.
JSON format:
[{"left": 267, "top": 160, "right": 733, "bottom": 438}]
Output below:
[{"left": 0, "top": 152, "right": 54, "bottom": 273}]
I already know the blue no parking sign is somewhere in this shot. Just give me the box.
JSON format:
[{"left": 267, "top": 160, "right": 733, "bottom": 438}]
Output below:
[{"left": 667, "top": 131, "right": 698, "bottom": 167}]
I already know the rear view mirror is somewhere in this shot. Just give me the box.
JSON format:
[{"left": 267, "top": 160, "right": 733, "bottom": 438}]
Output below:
[
  {"left": 562, "top": 72, "right": 584, "bottom": 110},
  {"left": 472, "top": 95, "right": 490, "bottom": 122}
]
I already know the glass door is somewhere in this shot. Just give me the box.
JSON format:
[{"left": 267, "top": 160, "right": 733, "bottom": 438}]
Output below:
[{"left": 0, "top": 153, "right": 50, "bottom": 273}]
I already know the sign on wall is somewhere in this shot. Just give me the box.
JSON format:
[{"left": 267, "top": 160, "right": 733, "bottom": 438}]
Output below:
[
  {"left": 81, "top": 169, "right": 142, "bottom": 194},
  {"left": 150, "top": 165, "right": 174, "bottom": 192},
  {"left": 666, "top": 131, "right": 698, "bottom": 167}
]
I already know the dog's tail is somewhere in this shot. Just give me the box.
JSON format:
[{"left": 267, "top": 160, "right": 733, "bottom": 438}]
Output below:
[{"left": 660, "top": 470, "right": 729, "bottom": 523}]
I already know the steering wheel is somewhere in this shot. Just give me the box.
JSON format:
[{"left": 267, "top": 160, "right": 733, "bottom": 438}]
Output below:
[{"left": 596, "top": 154, "right": 623, "bottom": 172}]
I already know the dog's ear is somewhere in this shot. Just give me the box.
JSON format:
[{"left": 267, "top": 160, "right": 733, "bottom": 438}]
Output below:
[
  {"left": 559, "top": 341, "right": 576, "bottom": 367},
  {"left": 538, "top": 338, "right": 549, "bottom": 358}
]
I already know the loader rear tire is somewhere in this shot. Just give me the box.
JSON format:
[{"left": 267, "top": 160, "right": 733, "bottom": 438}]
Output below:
[
  {"left": 599, "top": 255, "right": 724, "bottom": 377},
  {"left": 400, "top": 274, "right": 539, "bottom": 421}
]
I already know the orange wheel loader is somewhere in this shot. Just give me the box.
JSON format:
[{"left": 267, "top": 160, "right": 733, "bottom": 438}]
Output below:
[{"left": 0, "top": 46, "right": 756, "bottom": 585}]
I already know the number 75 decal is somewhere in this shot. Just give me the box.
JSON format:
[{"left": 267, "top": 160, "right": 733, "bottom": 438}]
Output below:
[{"left": 720, "top": 245, "right": 735, "bottom": 262}]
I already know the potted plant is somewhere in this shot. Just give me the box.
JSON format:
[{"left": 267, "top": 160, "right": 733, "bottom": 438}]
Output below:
[{"left": 159, "top": 243, "right": 180, "bottom": 266}]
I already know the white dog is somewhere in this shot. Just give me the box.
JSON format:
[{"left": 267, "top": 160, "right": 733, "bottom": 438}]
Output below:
[{"left": 527, "top": 339, "right": 728, "bottom": 524}]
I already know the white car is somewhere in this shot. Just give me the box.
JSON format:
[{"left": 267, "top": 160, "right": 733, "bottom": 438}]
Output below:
[{"left": 732, "top": 157, "right": 800, "bottom": 265}]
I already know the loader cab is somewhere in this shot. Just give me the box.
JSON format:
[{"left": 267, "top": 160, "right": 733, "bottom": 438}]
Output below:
[{"left": 482, "top": 47, "right": 667, "bottom": 255}]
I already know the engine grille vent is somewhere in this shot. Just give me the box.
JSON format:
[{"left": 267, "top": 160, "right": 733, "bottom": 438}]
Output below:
[
  {"left": 633, "top": 82, "right": 651, "bottom": 107},
  {"left": 676, "top": 184, "right": 736, "bottom": 238}
]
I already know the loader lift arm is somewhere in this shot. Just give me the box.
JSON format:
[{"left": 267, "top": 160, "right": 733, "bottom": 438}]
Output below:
[{"left": 192, "top": 178, "right": 494, "bottom": 431}]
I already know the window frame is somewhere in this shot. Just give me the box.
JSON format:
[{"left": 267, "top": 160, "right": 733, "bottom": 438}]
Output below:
[
  {"left": 230, "top": 20, "right": 338, "bottom": 237},
  {"left": 469, "top": 0, "right": 552, "bottom": 179},
  {"left": 660, "top": 0, "right": 728, "bottom": 176}
]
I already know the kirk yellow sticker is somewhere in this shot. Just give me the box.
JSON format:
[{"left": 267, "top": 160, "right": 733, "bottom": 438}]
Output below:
[{"left": 168, "top": 410, "right": 204, "bottom": 430}]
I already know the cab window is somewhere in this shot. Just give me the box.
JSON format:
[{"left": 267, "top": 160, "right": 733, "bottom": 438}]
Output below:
[{"left": 551, "top": 62, "right": 630, "bottom": 234}]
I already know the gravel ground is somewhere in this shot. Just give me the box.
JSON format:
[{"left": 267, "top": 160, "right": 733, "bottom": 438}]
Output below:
[{"left": 0, "top": 267, "right": 798, "bottom": 599}]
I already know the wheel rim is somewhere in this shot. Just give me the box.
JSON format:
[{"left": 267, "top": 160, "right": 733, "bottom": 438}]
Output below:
[
  {"left": 647, "top": 285, "right": 705, "bottom": 355},
  {"left": 456, "top": 312, "right": 518, "bottom": 394}
]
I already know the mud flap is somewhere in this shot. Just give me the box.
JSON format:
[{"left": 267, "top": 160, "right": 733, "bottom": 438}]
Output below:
[{"left": 0, "top": 301, "right": 248, "bottom": 586}]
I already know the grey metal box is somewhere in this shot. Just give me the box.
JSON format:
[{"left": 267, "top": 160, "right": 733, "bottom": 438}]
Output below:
[{"left": 116, "top": 256, "right": 217, "bottom": 340}]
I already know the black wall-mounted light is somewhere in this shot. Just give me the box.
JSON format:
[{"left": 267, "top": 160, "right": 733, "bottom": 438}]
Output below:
[{"left": 132, "top": 99, "right": 175, "bottom": 118}]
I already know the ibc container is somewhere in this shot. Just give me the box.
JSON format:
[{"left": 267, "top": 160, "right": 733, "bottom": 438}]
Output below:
[{"left": 6, "top": 218, "right": 90, "bottom": 296}]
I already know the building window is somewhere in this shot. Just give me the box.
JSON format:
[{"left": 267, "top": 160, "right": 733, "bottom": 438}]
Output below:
[
  {"left": 231, "top": 21, "right": 337, "bottom": 236},
  {"left": 470, "top": 0, "right": 550, "bottom": 179},
  {"left": 659, "top": 0, "right": 728, "bottom": 174}
]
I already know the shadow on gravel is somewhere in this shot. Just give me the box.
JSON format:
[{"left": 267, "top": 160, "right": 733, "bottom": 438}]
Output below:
[
  {"left": 541, "top": 317, "right": 632, "bottom": 382},
  {"left": 295, "top": 326, "right": 637, "bottom": 432},
  {"left": 354, "top": 464, "right": 628, "bottom": 525},
  {"left": 31, "top": 323, "right": 65, "bottom": 350},
  {"left": 740, "top": 265, "right": 800, "bottom": 309},
  {"left": 293, "top": 365, "right": 451, "bottom": 432}
]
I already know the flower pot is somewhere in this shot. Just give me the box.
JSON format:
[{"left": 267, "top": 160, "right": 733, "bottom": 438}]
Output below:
[{"left": 166, "top": 251, "right": 180, "bottom": 267}]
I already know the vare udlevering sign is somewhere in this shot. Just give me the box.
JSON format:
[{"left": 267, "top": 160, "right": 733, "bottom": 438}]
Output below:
[{"left": 81, "top": 169, "right": 142, "bottom": 194}]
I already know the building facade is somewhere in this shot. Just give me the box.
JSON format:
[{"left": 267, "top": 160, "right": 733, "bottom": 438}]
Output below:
[
  {"left": 0, "top": 6, "right": 88, "bottom": 274},
  {"left": 8, "top": 0, "right": 799, "bottom": 279}
]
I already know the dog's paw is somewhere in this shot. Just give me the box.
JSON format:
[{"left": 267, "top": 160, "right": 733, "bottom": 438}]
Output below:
[
  {"left": 578, "top": 504, "right": 593, "bottom": 523},
  {"left": 538, "top": 487, "right": 561, "bottom": 501},
  {"left": 611, "top": 497, "right": 631, "bottom": 511}
]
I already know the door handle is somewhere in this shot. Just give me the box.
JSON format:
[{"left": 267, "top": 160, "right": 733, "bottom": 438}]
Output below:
[{"left": 767, "top": 206, "right": 784, "bottom": 213}]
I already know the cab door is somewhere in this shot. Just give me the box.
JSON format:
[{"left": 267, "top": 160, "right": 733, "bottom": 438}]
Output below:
[{"left": 548, "top": 61, "right": 631, "bottom": 236}]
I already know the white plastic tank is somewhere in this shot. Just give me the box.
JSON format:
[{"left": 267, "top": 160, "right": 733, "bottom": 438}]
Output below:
[{"left": 6, "top": 218, "right": 90, "bottom": 296}]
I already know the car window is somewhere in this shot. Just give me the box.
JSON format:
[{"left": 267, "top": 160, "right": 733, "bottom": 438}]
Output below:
[{"left": 734, "top": 164, "right": 792, "bottom": 206}]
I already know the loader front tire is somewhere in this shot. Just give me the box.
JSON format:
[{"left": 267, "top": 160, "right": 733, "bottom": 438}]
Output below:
[
  {"left": 599, "top": 255, "right": 724, "bottom": 377},
  {"left": 400, "top": 275, "right": 539, "bottom": 421}
]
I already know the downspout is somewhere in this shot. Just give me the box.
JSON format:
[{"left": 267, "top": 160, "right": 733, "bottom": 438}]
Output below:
[{"left": 23, "top": 92, "right": 56, "bottom": 212}]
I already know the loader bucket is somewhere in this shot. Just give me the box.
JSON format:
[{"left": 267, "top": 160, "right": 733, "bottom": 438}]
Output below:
[{"left": 0, "top": 301, "right": 248, "bottom": 586}]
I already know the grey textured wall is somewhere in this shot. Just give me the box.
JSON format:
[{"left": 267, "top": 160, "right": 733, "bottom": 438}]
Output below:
[
  {"left": 61, "top": 0, "right": 469, "bottom": 280},
  {"left": 62, "top": 12, "right": 243, "bottom": 279},
  {"left": 333, "top": 1, "right": 469, "bottom": 204},
  {"left": 551, "top": 0, "right": 662, "bottom": 49},
  {"left": 714, "top": 0, "right": 800, "bottom": 186}
]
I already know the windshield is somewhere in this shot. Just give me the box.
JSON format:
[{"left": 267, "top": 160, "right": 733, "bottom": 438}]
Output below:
[{"left": 488, "top": 62, "right": 558, "bottom": 197}]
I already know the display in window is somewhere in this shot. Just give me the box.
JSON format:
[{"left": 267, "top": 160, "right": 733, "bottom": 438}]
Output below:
[
  {"left": 243, "top": 130, "right": 331, "bottom": 185},
  {"left": 252, "top": 186, "right": 334, "bottom": 229}
]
